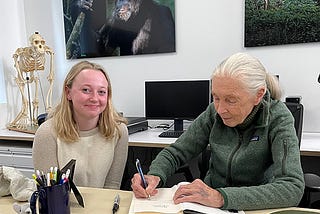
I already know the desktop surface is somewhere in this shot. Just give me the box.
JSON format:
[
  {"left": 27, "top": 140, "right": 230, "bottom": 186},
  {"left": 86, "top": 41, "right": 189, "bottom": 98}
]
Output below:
[
  {"left": 2, "top": 187, "right": 320, "bottom": 214},
  {"left": 1, "top": 128, "right": 320, "bottom": 155},
  {"left": 0, "top": 187, "right": 133, "bottom": 214}
]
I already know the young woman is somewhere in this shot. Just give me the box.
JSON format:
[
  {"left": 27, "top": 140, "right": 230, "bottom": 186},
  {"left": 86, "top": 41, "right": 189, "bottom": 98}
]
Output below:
[{"left": 33, "top": 61, "right": 128, "bottom": 189}]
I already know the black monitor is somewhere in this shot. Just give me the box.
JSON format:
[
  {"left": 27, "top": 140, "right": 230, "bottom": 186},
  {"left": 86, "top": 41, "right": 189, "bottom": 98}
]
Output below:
[{"left": 145, "top": 80, "right": 211, "bottom": 132}]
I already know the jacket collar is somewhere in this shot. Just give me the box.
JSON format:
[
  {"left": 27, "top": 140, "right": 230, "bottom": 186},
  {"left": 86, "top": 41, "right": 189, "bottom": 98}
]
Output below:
[{"left": 250, "top": 90, "right": 272, "bottom": 129}]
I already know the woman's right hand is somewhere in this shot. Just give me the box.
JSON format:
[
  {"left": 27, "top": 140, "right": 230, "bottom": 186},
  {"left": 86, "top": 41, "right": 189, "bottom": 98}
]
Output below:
[{"left": 131, "top": 173, "right": 161, "bottom": 198}]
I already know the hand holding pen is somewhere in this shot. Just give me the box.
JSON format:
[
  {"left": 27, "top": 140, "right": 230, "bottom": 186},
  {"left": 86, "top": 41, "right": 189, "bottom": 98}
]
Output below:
[
  {"left": 132, "top": 159, "right": 161, "bottom": 199},
  {"left": 135, "top": 159, "right": 150, "bottom": 199}
]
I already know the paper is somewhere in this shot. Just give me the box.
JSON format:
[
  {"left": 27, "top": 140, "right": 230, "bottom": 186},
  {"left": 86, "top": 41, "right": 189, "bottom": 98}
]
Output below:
[
  {"left": 131, "top": 182, "right": 245, "bottom": 214},
  {"left": 133, "top": 187, "right": 181, "bottom": 213}
]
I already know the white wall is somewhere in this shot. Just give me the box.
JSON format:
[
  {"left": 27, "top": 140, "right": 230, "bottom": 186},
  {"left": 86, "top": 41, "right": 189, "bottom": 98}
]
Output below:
[
  {"left": 1, "top": 0, "right": 320, "bottom": 132},
  {"left": 0, "top": 1, "right": 27, "bottom": 128}
]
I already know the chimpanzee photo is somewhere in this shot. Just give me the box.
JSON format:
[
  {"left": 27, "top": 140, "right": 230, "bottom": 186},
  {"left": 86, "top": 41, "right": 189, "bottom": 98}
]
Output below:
[
  {"left": 63, "top": 0, "right": 175, "bottom": 58},
  {"left": 63, "top": 0, "right": 107, "bottom": 59},
  {"left": 98, "top": 0, "right": 176, "bottom": 56}
]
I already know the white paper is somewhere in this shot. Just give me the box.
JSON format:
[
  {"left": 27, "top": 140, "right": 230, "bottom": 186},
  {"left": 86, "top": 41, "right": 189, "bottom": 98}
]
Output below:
[
  {"left": 133, "top": 187, "right": 180, "bottom": 213},
  {"left": 131, "top": 182, "right": 245, "bottom": 214}
]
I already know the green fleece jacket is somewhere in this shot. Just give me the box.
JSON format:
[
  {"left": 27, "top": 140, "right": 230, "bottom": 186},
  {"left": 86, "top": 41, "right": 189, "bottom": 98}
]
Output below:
[{"left": 148, "top": 94, "right": 304, "bottom": 211}]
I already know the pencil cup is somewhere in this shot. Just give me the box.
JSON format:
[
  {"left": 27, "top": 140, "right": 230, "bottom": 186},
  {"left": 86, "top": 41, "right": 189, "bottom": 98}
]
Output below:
[{"left": 30, "top": 182, "right": 70, "bottom": 214}]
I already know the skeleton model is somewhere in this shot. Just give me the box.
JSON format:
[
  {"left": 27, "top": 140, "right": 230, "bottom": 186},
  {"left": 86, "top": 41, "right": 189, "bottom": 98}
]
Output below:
[{"left": 8, "top": 32, "right": 54, "bottom": 132}]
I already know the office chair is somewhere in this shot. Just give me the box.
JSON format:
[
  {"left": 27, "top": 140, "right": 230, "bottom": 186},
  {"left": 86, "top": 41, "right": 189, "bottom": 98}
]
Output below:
[
  {"left": 303, "top": 173, "right": 320, "bottom": 208},
  {"left": 284, "top": 101, "right": 320, "bottom": 209},
  {"left": 284, "top": 102, "right": 303, "bottom": 144}
]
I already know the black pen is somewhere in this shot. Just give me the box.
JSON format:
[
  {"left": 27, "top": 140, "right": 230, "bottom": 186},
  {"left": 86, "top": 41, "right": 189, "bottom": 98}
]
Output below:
[
  {"left": 112, "top": 194, "right": 120, "bottom": 214},
  {"left": 135, "top": 158, "right": 151, "bottom": 199}
]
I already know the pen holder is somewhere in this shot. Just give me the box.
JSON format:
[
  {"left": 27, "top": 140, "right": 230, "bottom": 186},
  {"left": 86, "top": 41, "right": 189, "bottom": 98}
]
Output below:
[{"left": 30, "top": 182, "right": 70, "bottom": 214}]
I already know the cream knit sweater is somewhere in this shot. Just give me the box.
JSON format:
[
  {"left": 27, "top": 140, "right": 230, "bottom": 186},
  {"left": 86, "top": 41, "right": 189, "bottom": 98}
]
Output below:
[{"left": 32, "top": 119, "right": 128, "bottom": 189}]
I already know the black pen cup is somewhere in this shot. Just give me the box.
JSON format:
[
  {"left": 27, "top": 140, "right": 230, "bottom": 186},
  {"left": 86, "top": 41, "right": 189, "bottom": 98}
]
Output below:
[{"left": 30, "top": 182, "right": 70, "bottom": 214}]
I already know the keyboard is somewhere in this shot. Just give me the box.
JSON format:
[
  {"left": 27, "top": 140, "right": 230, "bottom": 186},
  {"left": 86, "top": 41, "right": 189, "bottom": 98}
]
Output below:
[{"left": 159, "top": 130, "right": 184, "bottom": 138}]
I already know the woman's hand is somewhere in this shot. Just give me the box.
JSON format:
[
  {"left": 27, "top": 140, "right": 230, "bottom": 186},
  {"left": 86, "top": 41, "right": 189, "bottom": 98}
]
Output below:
[
  {"left": 173, "top": 179, "right": 224, "bottom": 208},
  {"left": 131, "top": 173, "right": 161, "bottom": 198}
]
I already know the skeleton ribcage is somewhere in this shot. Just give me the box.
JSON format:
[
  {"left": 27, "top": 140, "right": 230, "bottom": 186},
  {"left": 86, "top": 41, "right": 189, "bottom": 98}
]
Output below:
[{"left": 18, "top": 54, "right": 45, "bottom": 72}]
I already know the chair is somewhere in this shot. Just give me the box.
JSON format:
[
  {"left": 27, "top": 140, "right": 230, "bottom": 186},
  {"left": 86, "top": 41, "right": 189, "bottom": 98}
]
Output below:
[
  {"left": 284, "top": 102, "right": 303, "bottom": 143},
  {"left": 284, "top": 101, "right": 320, "bottom": 208},
  {"left": 303, "top": 173, "right": 320, "bottom": 208}
]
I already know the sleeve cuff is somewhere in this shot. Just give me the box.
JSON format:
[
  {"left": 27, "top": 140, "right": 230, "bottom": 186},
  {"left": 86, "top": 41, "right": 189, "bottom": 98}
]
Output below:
[{"left": 216, "top": 188, "right": 228, "bottom": 209}]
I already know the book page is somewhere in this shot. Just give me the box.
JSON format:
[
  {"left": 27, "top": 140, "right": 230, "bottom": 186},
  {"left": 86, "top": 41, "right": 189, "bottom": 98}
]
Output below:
[
  {"left": 131, "top": 182, "right": 245, "bottom": 214},
  {"left": 132, "top": 187, "right": 181, "bottom": 213}
]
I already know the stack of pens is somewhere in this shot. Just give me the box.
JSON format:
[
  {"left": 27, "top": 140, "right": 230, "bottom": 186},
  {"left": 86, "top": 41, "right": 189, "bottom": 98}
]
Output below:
[{"left": 32, "top": 167, "right": 70, "bottom": 188}]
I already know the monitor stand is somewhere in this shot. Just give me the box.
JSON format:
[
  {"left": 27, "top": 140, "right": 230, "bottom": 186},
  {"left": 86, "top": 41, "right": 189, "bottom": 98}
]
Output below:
[
  {"left": 173, "top": 119, "right": 183, "bottom": 131},
  {"left": 159, "top": 119, "right": 184, "bottom": 138}
]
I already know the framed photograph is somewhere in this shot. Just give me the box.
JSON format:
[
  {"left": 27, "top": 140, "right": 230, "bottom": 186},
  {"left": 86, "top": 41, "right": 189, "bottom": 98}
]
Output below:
[
  {"left": 245, "top": 0, "right": 320, "bottom": 47},
  {"left": 62, "top": 0, "right": 176, "bottom": 59}
]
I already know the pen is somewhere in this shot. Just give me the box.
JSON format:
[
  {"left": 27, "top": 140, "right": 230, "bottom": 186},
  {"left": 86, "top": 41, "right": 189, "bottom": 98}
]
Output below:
[
  {"left": 50, "top": 166, "right": 53, "bottom": 180},
  {"left": 53, "top": 166, "right": 58, "bottom": 182},
  {"left": 47, "top": 172, "right": 51, "bottom": 186},
  {"left": 112, "top": 194, "right": 120, "bottom": 214},
  {"left": 135, "top": 158, "right": 151, "bottom": 199},
  {"left": 41, "top": 171, "right": 47, "bottom": 187},
  {"left": 60, "top": 173, "right": 66, "bottom": 184},
  {"left": 32, "top": 173, "right": 44, "bottom": 186}
]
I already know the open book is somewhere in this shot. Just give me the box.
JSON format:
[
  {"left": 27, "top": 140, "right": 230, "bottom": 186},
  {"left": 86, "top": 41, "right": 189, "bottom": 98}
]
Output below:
[{"left": 130, "top": 182, "right": 245, "bottom": 214}]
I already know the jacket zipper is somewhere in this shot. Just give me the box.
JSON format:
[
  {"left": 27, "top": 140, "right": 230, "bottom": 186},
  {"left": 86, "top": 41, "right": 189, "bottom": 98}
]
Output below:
[{"left": 226, "top": 132, "right": 243, "bottom": 186}]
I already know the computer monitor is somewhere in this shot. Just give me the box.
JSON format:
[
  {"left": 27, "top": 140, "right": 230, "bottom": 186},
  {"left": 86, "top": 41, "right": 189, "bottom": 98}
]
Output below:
[{"left": 145, "top": 80, "right": 211, "bottom": 132}]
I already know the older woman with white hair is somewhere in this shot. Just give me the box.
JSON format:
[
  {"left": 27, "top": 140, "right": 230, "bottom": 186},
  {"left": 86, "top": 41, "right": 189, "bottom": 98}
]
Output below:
[{"left": 131, "top": 52, "right": 304, "bottom": 211}]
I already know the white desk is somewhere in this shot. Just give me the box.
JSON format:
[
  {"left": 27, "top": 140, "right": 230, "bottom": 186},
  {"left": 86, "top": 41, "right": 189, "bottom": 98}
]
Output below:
[
  {"left": 0, "top": 128, "right": 34, "bottom": 141},
  {"left": 128, "top": 128, "right": 320, "bottom": 156},
  {"left": 1, "top": 187, "right": 320, "bottom": 214},
  {"left": 128, "top": 128, "right": 174, "bottom": 147},
  {"left": 1, "top": 127, "right": 320, "bottom": 155},
  {"left": 0, "top": 187, "right": 133, "bottom": 214},
  {"left": 300, "top": 132, "right": 320, "bottom": 156}
]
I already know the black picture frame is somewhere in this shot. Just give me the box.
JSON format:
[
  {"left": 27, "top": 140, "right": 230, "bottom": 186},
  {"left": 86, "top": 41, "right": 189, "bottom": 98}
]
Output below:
[
  {"left": 62, "top": 0, "right": 176, "bottom": 59},
  {"left": 245, "top": 0, "right": 320, "bottom": 47}
]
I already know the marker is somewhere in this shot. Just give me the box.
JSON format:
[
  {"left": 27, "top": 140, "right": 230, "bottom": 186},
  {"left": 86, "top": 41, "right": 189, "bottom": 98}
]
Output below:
[
  {"left": 53, "top": 166, "right": 58, "bottom": 182},
  {"left": 35, "top": 170, "right": 45, "bottom": 187},
  {"left": 112, "top": 194, "right": 120, "bottom": 214},
  {"left": 135, "top": 159, "right": 151, "bottom": 199},
  {"left": 47, "top": 172, "right": 51, "bottom": 186},
  {"left": 32, "top": 173, "right": 43, "bottom": 186},
  {"left": 41, "top": 171, "right": 47, "bottom": 187},
  {"left": 60, "top": 173, "right": 66, "bottom": 184},
  {"left": 65, "top": 169, "right": 70, "bottom": 179},
  {"left": 36, "top": 170, "right": 41, "bottom": 178},
  {"left": 49, "top": 167, "right": 54, "bottom": 180}
]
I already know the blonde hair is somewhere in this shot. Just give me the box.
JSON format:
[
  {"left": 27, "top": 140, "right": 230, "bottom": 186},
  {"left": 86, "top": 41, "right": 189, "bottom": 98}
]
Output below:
[
  {"left": 211, "top": 52, "right": 282, "bottom": 100},
  {"left": 48, "top": 61, "right": 127, "bottom": 143}
]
